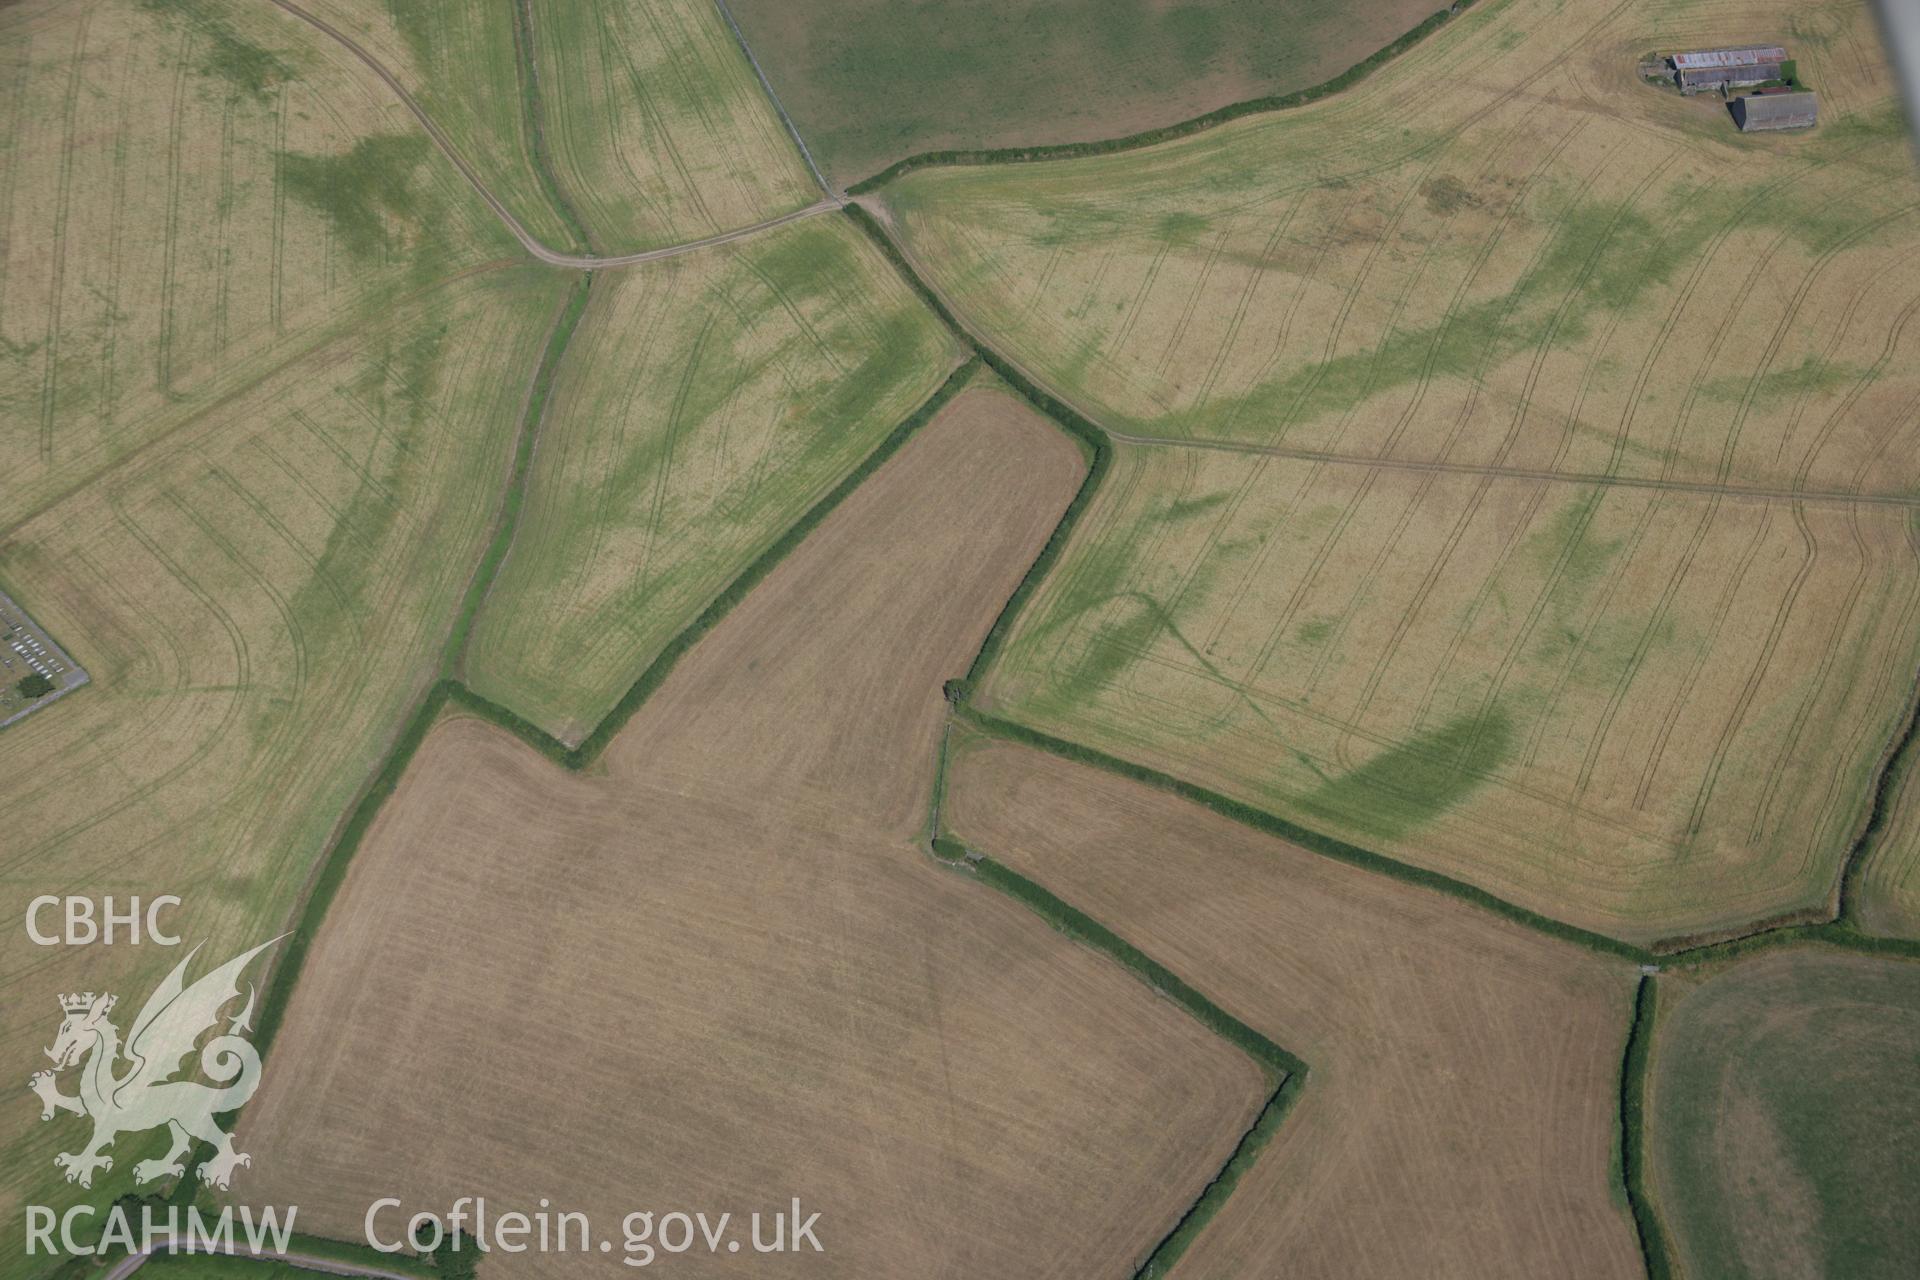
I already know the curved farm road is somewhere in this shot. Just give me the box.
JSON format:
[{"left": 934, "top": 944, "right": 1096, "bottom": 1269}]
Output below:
[{"left": 262, "top": 0, "right": 841, "bottom": 268}]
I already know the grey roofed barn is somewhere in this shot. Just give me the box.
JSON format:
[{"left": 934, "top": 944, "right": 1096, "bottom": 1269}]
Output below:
[
  {"left": 1731, "top": 91, "right": 1818, "bottom": 131},
  {"left": 1670, "top": 43, "right": 1791, "bottom": 93}
]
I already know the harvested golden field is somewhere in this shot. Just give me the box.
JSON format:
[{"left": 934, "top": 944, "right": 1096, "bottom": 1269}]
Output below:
[
  {"left": 0, "top": 0, "right": 516, "bottom": 520},
  {"left": 874, "top": 0, "right": 1920, "bottom": 941},
  {"left": 1647, "top": 950, "right": 1920, "bottom": 1279},
  {"left": 464, "top": 215, "right": 961, "bottom": 741},
  {"left": 296, "top": 0, "right": 821, "bottom": 251},
  {"left": 238, "top": 391, "right": 1271, "bottom": 1277},
  {"left": 979, "top": 445, "right": 1920, "bottom": 941},
  {"left": 942, "top": 735, "right": 1643, "bottom": 1279}
]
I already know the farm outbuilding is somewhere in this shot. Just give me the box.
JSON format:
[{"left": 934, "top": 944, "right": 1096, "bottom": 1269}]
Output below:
[
  {"left": 1672, "top": 44, "right": 1789, "bottom": 92},
  {"left": 1732, "top": 90, "right": 1818, "bottom": 131}
]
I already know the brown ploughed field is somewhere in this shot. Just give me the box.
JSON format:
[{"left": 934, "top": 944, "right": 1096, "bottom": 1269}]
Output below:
[
  {"left": 235, "top": 386, "right": 1269, "bottom": 1277},
  {"left": 945, "top": 735, "right": 1644, "bottom": 1279}
]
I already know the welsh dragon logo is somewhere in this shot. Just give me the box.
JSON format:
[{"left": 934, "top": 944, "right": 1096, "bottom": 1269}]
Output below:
[{"left": 28, "top": 937, "right": 282, "bottom": 1191}]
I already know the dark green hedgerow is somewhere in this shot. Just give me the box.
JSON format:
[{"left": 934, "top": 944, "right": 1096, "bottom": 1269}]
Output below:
[
  {"left": 252, "top": 678, "right": 455, "bottom": 1059},
  {"left": 1658, "top": 920, "right": 1920, "bottom": 969},
  {"left": 257, "top": 347, "right": 977, "bottom": 1048},
  {"left": 508, "top": 0, "right": 596, "bottom": 254},
  {"left": 844, "top": 1, "right": 1481, "bottom": 195},
  {"left": 841, "top": 203, "right": 1109, "bottom": 690},
  {"left": 954, "top": 849, "right": 1304, "bottom": 1278},
  {"left": 1135, "top": 1077, "right": 1301, "bottom": 1280},
  {"left": 967, "top": 853, "right": 1299, "bottom": 1076},
  {"left": 1619, "top": 976, "right": 1675, "bottom": 1280},
  {"left": 1837, "top": 669, "right": 1920, "bottom": 926},
  {"left": 442, "top": 272, "right": 593, "bottom": 676},
  {"left": 567, "top": 354, "right": 980, "bottom": 765}
]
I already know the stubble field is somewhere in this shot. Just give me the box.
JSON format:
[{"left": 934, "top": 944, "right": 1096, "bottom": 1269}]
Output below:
[
  {"left": 464, "top": 215, "right": 961, "bottom": 741},
  {"left": 942, "top": 734, "right": 1643, "bottom": 1279},
  {"left": 876, "top": 0, "right": 1920, "bottom": 941},
  {"left": 236, "top": 389, "right": 1272, "bottom": 1277}
]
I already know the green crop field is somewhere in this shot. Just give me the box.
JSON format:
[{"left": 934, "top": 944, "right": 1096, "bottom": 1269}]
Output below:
[
  {"left": 304, "top": 0, "right": 821, "bottom": 252},
  {"left": 1648, "top": 951, "right": 1920, "bottom": 1279},
  {"left": 874, "top": 0, "right": 1920, "bottom": 942},
  {"left": 723, "top": 0, "right": 1443, "bottom": 188},
  {"left": 463, "top": 214, "right": 960, "bottom": 741}
]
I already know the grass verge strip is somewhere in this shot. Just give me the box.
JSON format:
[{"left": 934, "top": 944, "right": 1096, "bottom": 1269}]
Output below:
[
  {"left": 441, "top": 271, "right": 593, "bottom": 676},
  {"left": 844, "top": 1, "right": 1481, "bottom": 194},
  {"left": 1619, "top": 975, "right": 1674, "bottom": 1280}
]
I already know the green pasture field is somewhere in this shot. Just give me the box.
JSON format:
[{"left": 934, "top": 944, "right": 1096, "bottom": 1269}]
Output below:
[
  {"left": 1647, "top": 950, "right": 1920, "bottom": 1278},
  {"left": 877, "top": 0, "right": 1920, "bottom": 941},
  {"left": 464, "top": 215, "right": 961, "bottom": 741},
  {"left": 723, "top": 0, "right": 1443, "bottom": 187}
]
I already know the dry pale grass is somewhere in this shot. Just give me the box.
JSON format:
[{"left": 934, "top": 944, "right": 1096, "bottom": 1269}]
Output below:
[
  {"left": 237, "top": 389, "right": 1270, "bottom": 1277},
  {"left": 944, "top": 735, "right": 1644, "bottom": 1280}
]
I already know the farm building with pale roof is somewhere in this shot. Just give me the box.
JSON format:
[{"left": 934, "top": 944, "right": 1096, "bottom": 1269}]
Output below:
[{"left": 1672, "top": 44, "right": 1788, "bottom": 93}]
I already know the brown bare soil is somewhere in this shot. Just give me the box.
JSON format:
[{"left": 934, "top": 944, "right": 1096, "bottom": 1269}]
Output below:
[
  {"left": 944, "top": 735, "right": 1645, "bottom": 1279},
  {"left": 236, "top": 385, "right": 1269, "bottom": 1276}
]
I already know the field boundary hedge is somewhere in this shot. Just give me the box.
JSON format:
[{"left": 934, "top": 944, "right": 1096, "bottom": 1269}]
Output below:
[
  {"left": 958, "top": 704, "right": 1651, "bottom": 959},
  {"left": 844, "top": 1, "right": 1482, "bottom": 195},
  {"left": 951, "top": 847, "right": 1303, "bottom": 1278},
  {"left": 441, "top": 271, "right": 593, "bottom": 676},
  {"left": 1837, "top": 663, "right": 1920, "bottom": 928},
  {"left": 1619, "top": 976, "right": 1675, "bottom": 1280},
  {"left": 510, "top": 0, "right": 598, "bottom": 254},
  {"left": 254, "top": 354, "right": 979, "bottom": 1056}
]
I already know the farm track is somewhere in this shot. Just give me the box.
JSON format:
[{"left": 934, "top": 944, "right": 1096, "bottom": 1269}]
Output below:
[
  {"left": 260, "top": 0, "right": 841, "bottom": 268},
  {"left": 1102, "top": 426, "right": 1920, "bottom": 509}
]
